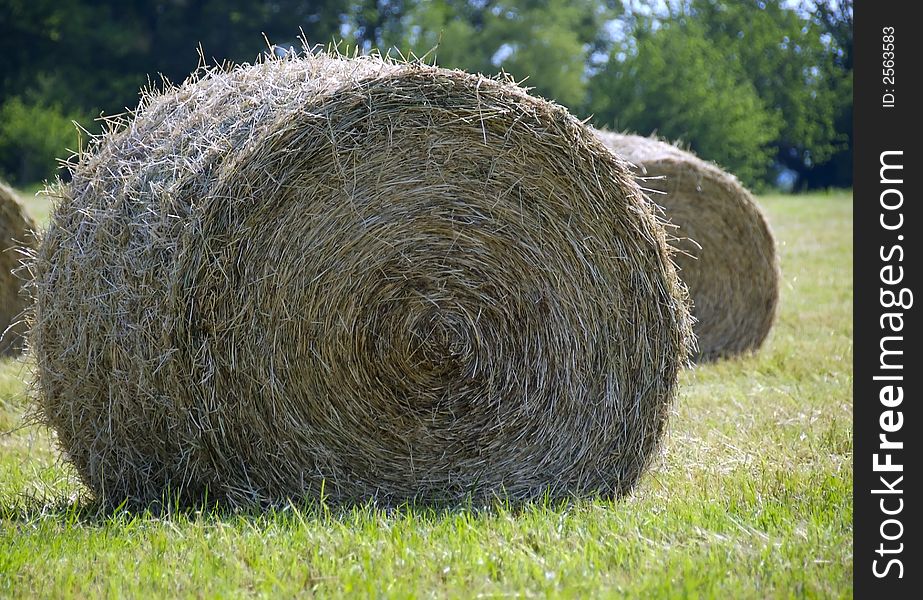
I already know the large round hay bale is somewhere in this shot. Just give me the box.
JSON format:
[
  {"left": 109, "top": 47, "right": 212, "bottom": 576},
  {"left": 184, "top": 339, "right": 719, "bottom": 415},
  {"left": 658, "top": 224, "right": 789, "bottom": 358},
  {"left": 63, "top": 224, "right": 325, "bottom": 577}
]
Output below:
[
  {"left": 1, "top": 181, "right": 37, "bottom": 356},
  {"left": 595, "top": 131, "right": 780, "bottom": 362},
  {"left": 31, "top": 54, "right": 693, "bottom": 507}
]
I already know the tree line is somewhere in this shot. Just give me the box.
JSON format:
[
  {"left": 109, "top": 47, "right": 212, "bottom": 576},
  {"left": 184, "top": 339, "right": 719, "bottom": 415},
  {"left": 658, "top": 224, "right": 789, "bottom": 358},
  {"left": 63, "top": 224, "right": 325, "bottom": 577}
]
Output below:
[{"left": 0, "top": 0, "right": 852, "bottom": 190}]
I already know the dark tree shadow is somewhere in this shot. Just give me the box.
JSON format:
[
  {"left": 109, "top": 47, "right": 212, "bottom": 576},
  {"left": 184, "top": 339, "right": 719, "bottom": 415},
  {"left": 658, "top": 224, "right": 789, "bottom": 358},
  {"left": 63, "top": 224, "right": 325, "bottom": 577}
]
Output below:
[{"left": 1, "top": 486, "right": 608, "bottom": 526}]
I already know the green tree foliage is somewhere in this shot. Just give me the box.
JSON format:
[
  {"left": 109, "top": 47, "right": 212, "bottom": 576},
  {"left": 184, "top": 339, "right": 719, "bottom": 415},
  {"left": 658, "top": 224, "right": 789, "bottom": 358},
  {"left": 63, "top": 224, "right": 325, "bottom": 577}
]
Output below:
[
  {"left": 589, "top": 22, "right": 779, "bottom": 186},
  {"left": 350, "top": 0, "right": 410, "bottom": 51},
  {"left": 1, "top": 0, "right": 350, "bottom": 114},
  {"left": 588, "top": 0, "right": 851, "bottom": 188},
  {"left": 403, "top": 0, "right": 618, "bottom": 108},
  {"left": 0, "top": 0, "right": 852, "bottom": 188},
  {"left": 0, "top": 96, "right": 80, "bottom": 183},
  {"left": 805, "top": 0, "right": 852, "bottom": 188},
  {"left": 687, "top": 0, "right": 851, "bottom": 187},
  {"left": 1, "top": 0, "right": 353, "bottom": 183}
]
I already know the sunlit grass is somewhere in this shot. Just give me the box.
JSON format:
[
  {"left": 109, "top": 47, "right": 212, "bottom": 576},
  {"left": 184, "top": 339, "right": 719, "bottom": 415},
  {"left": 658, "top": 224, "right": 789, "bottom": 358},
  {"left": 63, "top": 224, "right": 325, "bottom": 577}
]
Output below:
[{"left": 1, "top": 190, "right": 852, "bottom": 597}]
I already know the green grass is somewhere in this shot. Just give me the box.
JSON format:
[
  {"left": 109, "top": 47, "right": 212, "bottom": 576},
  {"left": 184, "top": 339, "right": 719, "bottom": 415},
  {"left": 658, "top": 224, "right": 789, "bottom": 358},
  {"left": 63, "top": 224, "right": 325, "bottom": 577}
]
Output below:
[{"left": 1, "top": 190, "right": 852, "bottom": 598}]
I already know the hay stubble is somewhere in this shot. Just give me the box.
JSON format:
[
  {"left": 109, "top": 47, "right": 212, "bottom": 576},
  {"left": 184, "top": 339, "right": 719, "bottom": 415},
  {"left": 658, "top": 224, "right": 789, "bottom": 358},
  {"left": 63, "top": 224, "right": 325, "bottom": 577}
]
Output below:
[
  {"left": 596, "top": 131, "right": 780, "bottom": 362},
  {"left": 1, "top": 181, "right": 36, "bottom": 356},
  {"left": 31, "top": 55, "right": 693, "bottom": 507}
]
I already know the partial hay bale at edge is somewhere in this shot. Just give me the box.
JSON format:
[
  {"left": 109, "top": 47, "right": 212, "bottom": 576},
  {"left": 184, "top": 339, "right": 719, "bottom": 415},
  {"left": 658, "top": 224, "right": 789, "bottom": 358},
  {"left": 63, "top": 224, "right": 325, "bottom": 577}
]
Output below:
[
  {"left": 1, "top": 181, "right": 37, "bottom": 357},
  {"left": 31, "top": 53, "right": 693, "bottom": 508},
  {"left": 595, "top": 131, "right": 780, "bottom": 362}
]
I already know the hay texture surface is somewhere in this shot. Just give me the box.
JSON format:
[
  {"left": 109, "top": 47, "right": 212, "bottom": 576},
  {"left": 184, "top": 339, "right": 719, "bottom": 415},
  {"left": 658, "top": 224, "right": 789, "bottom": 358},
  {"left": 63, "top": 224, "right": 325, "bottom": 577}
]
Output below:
[
  {"left": 1, "top": 181, "right": 36, "bottom": 356},
  {"left": 31, "top": 54, "right": 692, "bottom": 507},
  {"left": 596, "top": 131, "right": 780, "bottom": 362}
]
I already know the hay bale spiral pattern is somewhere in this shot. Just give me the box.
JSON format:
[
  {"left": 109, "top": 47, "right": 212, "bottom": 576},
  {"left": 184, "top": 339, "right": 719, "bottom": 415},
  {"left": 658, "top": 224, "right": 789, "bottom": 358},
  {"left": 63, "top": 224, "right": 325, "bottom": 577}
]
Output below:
[
  {"left": 31, "top": 55, "right": 692, "bottom": 507},
  {"left": 596, "top": 131, "right": 780, "bottom": 362}
]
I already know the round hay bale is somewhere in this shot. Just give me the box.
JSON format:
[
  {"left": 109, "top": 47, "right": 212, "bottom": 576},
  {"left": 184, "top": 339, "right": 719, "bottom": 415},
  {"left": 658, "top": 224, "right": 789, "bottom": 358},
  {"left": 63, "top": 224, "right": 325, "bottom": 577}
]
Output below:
[
  {"left": 31, "top": 54, "right": 693, "bottom": 507},
  {"left": 595, "top": 131, "right": 780, "bottom": 362},
  {"left": 1, "top": 180, "right": 37, "bottom": 356}
]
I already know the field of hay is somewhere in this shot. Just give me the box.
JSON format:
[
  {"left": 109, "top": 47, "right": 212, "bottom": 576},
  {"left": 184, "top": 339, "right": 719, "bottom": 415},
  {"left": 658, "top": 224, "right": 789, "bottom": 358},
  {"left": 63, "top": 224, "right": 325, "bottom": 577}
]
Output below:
[{"left": 1, "top": 189, "right": 851, "bottom": 597}]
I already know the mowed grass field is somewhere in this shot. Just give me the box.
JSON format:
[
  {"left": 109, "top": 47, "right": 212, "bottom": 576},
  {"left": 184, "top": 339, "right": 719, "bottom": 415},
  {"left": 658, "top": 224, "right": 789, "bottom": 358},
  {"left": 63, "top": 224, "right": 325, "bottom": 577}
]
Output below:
[{"left": 1, "top": 190, "right": 852, "bottom": 598}]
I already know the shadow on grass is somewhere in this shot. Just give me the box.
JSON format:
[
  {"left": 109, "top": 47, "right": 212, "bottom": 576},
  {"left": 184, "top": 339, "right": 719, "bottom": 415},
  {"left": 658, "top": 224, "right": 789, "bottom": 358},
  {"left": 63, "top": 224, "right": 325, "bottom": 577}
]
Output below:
[{"left": 0, "top": 486, "right": 611, "bottom": 527}]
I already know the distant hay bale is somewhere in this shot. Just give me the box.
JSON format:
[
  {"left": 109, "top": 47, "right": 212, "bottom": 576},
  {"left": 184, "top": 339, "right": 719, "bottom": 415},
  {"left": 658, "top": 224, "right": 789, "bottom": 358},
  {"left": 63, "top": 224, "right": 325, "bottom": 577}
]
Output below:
[
  {"left": 1, "top": 181, "right": 36, "bottom": 356},
  {"left": 595, "top": 131, "right": 780, "bottom": 362},
  {"left": 31, "top": 53, "right": 693, "bottom": 508}
]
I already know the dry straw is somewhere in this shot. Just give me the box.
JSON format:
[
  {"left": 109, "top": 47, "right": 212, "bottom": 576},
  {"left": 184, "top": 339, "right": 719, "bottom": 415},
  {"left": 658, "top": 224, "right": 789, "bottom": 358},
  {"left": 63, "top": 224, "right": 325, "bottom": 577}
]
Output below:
[
  {"left": 31, "top": 52, "right": 693, "bottom": 507},
  {"left": 595, "top": 131, "right": 780, "bottom": 362},
  {"left": 1, "top": 180, "right": 36, "bottom": 356}
]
